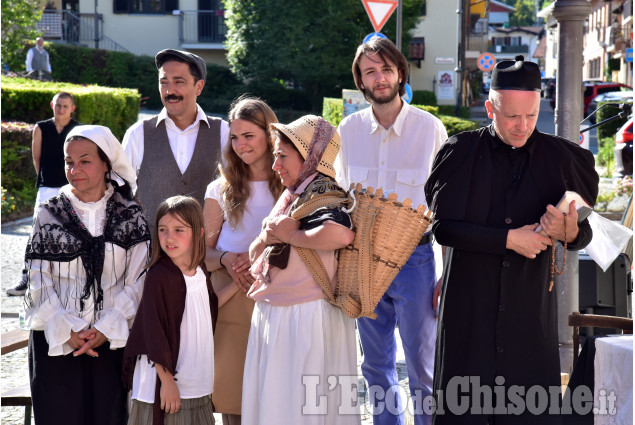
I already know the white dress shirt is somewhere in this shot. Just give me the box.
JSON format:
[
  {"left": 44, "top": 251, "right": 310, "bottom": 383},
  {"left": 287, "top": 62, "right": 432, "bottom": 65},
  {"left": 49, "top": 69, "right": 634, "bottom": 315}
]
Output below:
[
  {"left": 25, "top": 46, "right": 52, "bottom": 73},
  {"left": 122, "top": 105, "right": 229, "bottom": 183},
  {"left": 335, "top": 101, "right": 448, "bottom": 208}
]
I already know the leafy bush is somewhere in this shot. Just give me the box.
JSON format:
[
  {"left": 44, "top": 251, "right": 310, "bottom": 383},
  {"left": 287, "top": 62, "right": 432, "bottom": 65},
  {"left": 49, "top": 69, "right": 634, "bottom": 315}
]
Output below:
[
  {"left": 596, "top": 100, "right": 632, "bottom": 139},
  {"left": 1, "top": 0, "right": 42, "bottom": 71},
  {"left": 439, "top": 115, "right": 480, "bottom": 136},
  {"left": 412, "top": 90, "right": 437, "bottom": 106},
  {"left": 322, "top": 97, "right": 479, "bottom": 137},
  {"left": 438, "top": 105, "right": 470, "bottom": 119},
  {"left": 322, "top": 97, "right": 343, "bottom": 126},
  {"left": 46, "top": 43, "right": 242, "bottom": 112},
  {"left": 1, "top": 77, "right": 140, "bottom": 140},
  {"left": 1, "top": 121, "right": 37, "bottom": 221},
  {"left": 273, "top": 109, "right": 311, "bottom": 124},
  {"left": 412, "top": 104, "right": 440, "bottom": 117},
  {"left": 597, "top": 136, "right": 616, "bottom": 176}
]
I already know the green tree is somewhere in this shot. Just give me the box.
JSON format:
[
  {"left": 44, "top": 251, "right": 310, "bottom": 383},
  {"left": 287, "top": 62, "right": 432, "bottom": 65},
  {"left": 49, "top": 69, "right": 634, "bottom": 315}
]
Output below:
[
  {"left": 224, "top": 0, "right": 423, "bottom": 112},
  {"left": 509, "top": 0, "right": 536, "bottom": 26},
  {"left": 1, "top": 0, "right": 43, "bottom": 71}
]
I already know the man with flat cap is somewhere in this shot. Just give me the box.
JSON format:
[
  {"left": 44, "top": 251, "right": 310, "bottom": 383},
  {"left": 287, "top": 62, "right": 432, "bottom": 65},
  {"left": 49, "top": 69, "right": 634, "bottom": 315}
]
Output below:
[
  {"left": 425, "top": 56, "right": 598, "bottom": 424},
  {"left": 123, "top": 49, "right": 228, "bottom": 229}
]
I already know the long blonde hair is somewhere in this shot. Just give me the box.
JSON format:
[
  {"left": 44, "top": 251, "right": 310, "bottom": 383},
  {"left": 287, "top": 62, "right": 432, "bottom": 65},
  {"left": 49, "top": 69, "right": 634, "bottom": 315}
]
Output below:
[{"left": 219, "top": 95, "right": 284, "bottom": 225}]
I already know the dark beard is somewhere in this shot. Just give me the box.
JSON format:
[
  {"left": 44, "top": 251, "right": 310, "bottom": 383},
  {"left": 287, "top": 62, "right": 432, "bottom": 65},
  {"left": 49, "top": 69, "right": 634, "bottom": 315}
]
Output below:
[{"left": 366, "top": 82, "right": 400, "bottom": 105}]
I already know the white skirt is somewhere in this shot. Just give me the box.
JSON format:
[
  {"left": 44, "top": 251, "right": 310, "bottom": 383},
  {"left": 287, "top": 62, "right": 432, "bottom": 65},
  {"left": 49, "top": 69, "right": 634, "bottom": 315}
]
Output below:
[{"left": 242, "top": 299, "right": 361, "bottom": 425}]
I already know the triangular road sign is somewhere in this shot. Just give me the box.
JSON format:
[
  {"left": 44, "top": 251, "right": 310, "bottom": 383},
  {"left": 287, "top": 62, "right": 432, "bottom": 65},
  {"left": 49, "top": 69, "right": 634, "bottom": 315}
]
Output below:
[{"left": 362, "top": 0, "right": 398, "bottom": 33}]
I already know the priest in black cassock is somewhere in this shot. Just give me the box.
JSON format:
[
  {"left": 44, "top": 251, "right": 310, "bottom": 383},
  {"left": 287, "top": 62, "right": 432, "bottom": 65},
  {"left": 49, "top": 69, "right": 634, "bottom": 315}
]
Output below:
[{"left": 424, "top": 56, "right": 599, "bottom": 425}]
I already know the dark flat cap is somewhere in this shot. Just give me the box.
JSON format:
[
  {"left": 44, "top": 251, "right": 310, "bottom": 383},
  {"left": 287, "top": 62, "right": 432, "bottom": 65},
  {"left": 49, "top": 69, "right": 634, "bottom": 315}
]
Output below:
[
  {"left": 155, "top": 49, "right": 207, "bottom": 83},
  {"left": 490, "top": 55, "right": 540, "bottom": 92}
]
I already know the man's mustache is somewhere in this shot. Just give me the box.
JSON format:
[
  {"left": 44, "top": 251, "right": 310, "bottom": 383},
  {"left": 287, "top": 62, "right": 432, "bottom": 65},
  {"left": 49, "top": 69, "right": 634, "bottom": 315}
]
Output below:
[{"left": 164, "top": 95, "right": 183, "bottom": 102}]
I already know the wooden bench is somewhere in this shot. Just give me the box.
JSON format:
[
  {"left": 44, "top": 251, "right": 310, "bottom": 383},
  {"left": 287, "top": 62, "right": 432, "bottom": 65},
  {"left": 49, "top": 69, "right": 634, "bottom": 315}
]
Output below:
[{"left": 1, "top": 329, "right": 31, "bottom": 425}]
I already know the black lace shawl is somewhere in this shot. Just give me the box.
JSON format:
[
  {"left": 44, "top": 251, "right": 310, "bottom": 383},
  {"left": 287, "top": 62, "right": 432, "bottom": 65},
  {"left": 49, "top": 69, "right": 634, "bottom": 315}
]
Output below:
[{"left": 24, "top": 189, "right": 151, "bottom": 315}]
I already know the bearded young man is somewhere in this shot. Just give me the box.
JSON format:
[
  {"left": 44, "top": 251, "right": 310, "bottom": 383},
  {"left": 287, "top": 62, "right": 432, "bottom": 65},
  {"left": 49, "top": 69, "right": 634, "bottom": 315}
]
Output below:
[{"left": 336, "top": 37, "right": 448, "bottom": 425}]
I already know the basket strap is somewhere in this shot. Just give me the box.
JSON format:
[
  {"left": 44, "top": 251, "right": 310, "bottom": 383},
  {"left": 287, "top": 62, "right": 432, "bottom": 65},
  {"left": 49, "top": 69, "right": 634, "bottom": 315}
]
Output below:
[
  {"left": 356, "top": 203, "right": 378, "bottom": 318},
  {"left": 295, "top": 246, "right": 336, "bottom": 303},
  {"left": 291, "top": 195, "right": 349, "bottom": 221}
]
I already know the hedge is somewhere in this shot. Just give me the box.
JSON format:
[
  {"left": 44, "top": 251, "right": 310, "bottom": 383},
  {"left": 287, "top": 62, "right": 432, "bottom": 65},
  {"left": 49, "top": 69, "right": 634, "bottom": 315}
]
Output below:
[
  {"left": 595, "top": 100, "right": 633, "bottom": 139},
  {"left": 45, "top": 43, "right": 243, "bottom": 111},
  {"left": 438, "top": 105, "right": 470, "bottom": 119},
  {"left": 412, "top": 90, "right": 437, "bottom": 106},
  {"left": 1, "top": 77, "right": 140, "bottom": 140},
  {"left": 322, "top": 97, "right": 479, "bottom": 137},
  {"left": 1, "top": 121, "right": 37, "bottom": 220}
]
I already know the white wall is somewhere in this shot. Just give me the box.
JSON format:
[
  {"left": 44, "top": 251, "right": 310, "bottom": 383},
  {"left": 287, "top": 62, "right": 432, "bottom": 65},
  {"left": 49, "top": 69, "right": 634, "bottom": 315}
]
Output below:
[
  {"left": 78, "top": 0, "right": 228, "bottom": 62},
  {"left": 409, "top": 0, "right": 458, "bottom": 105}
]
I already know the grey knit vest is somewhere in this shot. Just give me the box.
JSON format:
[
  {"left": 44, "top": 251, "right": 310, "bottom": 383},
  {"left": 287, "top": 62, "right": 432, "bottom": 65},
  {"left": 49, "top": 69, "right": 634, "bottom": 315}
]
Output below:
[
  {"left": 137, "top": 116, "right": 221, "bottom": 231},
  {"left": 31, "top": 48, "right": 49, "bottom": 72}
]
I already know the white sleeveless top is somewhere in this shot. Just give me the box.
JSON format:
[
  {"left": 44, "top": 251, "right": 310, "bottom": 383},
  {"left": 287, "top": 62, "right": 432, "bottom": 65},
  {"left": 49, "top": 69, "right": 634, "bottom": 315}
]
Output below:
[{"left": 205, "top": 179, "right": 275, "bottom": 253}]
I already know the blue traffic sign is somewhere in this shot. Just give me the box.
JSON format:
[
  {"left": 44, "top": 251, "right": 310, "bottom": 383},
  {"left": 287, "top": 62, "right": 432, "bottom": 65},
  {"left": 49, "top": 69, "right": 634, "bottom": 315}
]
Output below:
[
  {"left": 402, "top": 83, "right": 413, "bottom": 104},
  {"left": 626, "top": 48, "right": 633, "bottom": 63},
  {"left": 477, "top": 53, "right": 495, "bottom": 72},
  {"left": 363, "top": 32, "right": 387, "bottom": 44}
]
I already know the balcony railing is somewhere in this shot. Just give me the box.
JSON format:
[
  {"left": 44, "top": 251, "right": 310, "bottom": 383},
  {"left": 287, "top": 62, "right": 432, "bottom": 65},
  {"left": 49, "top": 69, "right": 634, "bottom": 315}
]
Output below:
[
  {"left": 179, "top": 10, "right": 227, "bottom": 45},
  {"left": 487, "top": 45, "right": 529, "bottom": 54},
  {"left": 37, "top": 10, "right": 129, "bottom": 52}
]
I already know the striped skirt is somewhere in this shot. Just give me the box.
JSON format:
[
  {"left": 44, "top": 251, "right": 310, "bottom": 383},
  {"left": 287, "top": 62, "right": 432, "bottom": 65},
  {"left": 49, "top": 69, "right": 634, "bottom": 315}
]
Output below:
[{"left": 128, "top": 395, "right": 215, "bottom": 425}]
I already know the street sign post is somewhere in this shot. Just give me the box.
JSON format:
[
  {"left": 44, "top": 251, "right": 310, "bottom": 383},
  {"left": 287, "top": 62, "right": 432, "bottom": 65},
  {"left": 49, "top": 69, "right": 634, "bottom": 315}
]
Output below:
[
  {"left": 361, "top": 0, "right": 398, "bottom": 33},
  {"left": 477, "top": 52, "right": 496, "bottom": 72}
]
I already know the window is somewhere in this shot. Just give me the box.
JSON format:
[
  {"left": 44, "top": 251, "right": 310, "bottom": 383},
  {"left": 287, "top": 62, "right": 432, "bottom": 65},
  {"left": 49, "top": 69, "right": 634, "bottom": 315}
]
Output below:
[
  {"left": 114, "top": 0, "right": 177, "bottom": 14},
  {"left": 588, "top": 58, "right": 601, "bottom": 79}
]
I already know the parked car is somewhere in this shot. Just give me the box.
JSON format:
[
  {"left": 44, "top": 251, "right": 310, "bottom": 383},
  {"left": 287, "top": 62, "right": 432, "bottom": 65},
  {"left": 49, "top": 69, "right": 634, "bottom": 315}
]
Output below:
[
  {"left": 550, "top": 81, "right": 631, "bottom": 113},
  {"left": 583, "top": 82, "right": 631, "bottom": 115},
  {"left": 586, "top": 91, "right": 633, "bottom": 124},
  {"left": 614, "top": 117, "right": 633, "bottom": 177}
]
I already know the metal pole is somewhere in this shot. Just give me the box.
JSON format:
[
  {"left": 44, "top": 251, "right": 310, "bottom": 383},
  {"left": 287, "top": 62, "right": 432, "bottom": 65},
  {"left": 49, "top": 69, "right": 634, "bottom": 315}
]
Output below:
[
  {"left": 455, "top": 0, "right": 463, "bottom": 116},
  {"left": 94, "top": 0, "right": 99, "bottom": 49},
  {"left": 396, "top": 0, "right": 403, "bottom": 50},
  {"left": 552, "top": 0, "right": 592, "bottom": 376}
]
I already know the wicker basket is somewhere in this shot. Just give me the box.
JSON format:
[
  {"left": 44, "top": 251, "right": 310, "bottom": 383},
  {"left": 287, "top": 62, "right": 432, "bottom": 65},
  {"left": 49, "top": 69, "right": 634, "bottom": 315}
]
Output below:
[
  {"left": 292, "top": 183, "right": 433, "bottom": 319},
  {"left": 335, "top": 183, "right": 434, "bottom": 318}
]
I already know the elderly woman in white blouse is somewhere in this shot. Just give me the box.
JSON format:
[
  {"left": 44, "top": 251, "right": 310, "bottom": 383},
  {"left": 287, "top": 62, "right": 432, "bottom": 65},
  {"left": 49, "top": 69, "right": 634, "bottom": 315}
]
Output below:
[{"left": 24, "top": 125, "right": 151, "bottom": 425}]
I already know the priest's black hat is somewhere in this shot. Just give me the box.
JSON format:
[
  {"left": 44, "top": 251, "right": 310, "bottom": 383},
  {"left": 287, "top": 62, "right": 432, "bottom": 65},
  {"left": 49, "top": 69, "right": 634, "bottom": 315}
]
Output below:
[{"left": 490, "top": 55, "right": 540, "bottom": 92}]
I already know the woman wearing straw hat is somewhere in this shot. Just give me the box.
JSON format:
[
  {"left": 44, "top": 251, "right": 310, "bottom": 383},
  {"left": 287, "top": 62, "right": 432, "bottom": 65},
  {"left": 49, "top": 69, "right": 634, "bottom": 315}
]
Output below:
[
  {"left": 243, "top": 115, "right": 360, "bottom": 425},
  {"left": 24, "top": 125, "right": 151, "bottom": 425}
]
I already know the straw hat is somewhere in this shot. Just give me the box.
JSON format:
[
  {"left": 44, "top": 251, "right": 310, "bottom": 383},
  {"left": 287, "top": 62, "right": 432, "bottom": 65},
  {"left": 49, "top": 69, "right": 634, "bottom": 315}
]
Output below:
[{"left": 271, "top": 115, "right": 340, "bottom": 179}]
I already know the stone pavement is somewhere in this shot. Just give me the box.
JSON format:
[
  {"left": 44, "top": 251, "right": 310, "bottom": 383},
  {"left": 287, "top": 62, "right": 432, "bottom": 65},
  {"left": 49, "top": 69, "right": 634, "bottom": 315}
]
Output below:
[
  {"left": 1, "top": 217, "right": 32, "bottom": 425},
  {"left": 1, "top": 215, "right": 437, "bottom": 425}
]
